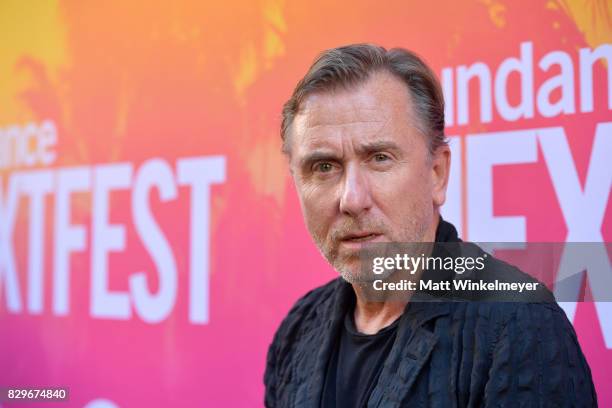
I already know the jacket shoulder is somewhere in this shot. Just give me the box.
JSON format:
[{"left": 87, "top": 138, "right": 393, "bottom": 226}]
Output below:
[
  {"left": 264, "top": 278, "right": 341, "bottom": 407},
  {"left": 272, "top": 277, "right": 339, "bottom": 343},
  {"left": 465, "top": 242, "right": 557, "bottom": 302}
]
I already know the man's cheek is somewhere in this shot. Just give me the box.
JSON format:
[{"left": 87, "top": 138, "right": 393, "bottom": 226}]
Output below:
[
  {"left": 304, "top": 188, "right": 337, "bottom": 218},
  {"left": 304, "top": 207, "right": 329, "bottom": 241},
  {"left": 300, "top": 182, "right": 327, "bottom": 208}
]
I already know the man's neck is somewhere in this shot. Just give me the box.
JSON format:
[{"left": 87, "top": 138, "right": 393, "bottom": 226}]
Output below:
[{"left": 351, "top": 284, "right": 407, "bottom": 334}]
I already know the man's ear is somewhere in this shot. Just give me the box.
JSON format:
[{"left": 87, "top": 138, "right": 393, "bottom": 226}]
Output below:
[{"left": 431, "top": 144, "right": 451, "bottom": 207}]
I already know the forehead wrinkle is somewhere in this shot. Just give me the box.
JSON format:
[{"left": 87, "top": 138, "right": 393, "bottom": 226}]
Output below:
[
  {"left": 302, "top": 109, "right": 391, "bottom": 135},
  {"left": 301, "top": 104, "right": 386, "bottom": 126},
  {"left": 294, "top": 115, "right": 397, "bottom": 164},
  {"left": 302, "top": 112, "right": 391, "bottom": 142}
]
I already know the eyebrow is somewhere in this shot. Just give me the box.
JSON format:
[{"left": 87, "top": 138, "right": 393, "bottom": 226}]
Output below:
[{"left": 356, "top": 140, "right": 402, "bottom": 156}]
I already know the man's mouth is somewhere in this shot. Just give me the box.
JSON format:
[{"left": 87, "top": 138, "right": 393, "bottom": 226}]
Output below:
[{"left": 340, "top": 233, "right": 382, "bottom": 243}]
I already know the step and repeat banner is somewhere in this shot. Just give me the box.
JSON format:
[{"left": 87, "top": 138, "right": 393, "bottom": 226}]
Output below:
[{"left": 1, "top": 0, "right": 611, "bottom": 406}]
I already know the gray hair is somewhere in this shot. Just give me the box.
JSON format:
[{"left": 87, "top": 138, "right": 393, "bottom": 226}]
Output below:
[{"left": 281, "top": 43, "right": 447, "bottom": 155}]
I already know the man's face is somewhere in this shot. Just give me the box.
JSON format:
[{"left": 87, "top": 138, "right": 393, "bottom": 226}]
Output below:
[{"left": 288, "top": 71, "right": 450, "bottom": 283}]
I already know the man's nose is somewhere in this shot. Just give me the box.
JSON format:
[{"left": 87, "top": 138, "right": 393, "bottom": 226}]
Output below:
[{"left": 339, "top": 162, "right": 373, "bottom": 217}]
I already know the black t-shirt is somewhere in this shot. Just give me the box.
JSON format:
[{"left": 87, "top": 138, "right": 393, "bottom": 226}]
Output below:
[{"left": 321, "top": 307, "right": 402, "bottom": 407}]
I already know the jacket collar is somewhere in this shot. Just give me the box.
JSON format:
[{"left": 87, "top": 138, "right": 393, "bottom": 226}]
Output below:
[
  {"left": 295, "top": 280, "right": 450, "bottom": 407},
  {"left": 368, "top": 300, "right": 450, "bottom": 407}
]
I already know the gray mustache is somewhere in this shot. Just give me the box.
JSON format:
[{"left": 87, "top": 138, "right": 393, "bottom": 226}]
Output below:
[{"left": 330, "top": 220, "right": 386, "bottom": 241}]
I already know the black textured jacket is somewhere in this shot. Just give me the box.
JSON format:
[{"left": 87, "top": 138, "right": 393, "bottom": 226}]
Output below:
[{"left": 264, "top": 220, "right": 597, "bottom": 407}]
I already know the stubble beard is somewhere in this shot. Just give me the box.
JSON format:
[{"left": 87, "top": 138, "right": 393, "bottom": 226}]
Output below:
[{"left": 311, "top": 209, "right": 432, "bottom": 284}]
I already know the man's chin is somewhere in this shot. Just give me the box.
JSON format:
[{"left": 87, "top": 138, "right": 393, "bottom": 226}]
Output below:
[
  {"left": 329, "top": 247, "right": 392, "bottom": 284},
  {"left": 334, "top": 260, "right": 398, "bottom": 284},
  {"left": 324, "top": 247, "right": 387, "bottom": 283},
  {"left": 335, "top": 265, "right": 384, "bottom": 284},
  {"left": 339, "top": 272, "right": 374, "bottom": 284}
]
